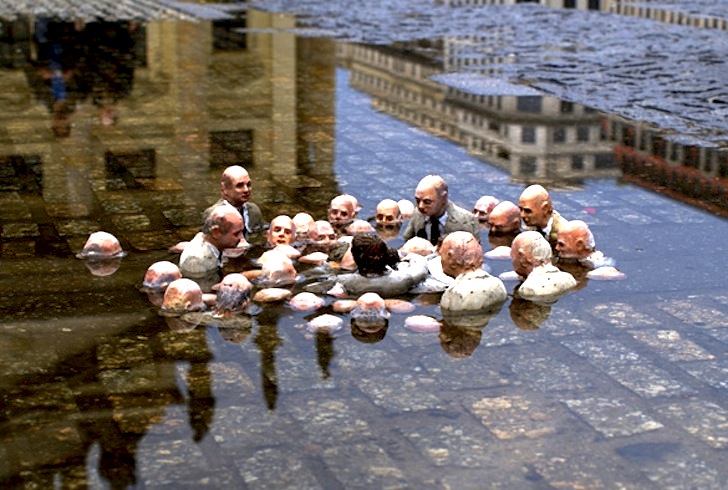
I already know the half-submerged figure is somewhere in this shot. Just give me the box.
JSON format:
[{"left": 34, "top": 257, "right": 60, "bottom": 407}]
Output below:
[
  {"left": 77, "top": 231, "right": 127, "bottom": 276},
  {"left": 555, "top": 220, "right": 625, "bottom": 280},
  {"left": 439, "top": 231, "right": 507, "bottom": 312},
  {"left": 472, "top": 195, "right": 500, "bottom": 228},
  {"left": 403, "top": 174, "right": 479, "bottom": 245},
  {"left": 320, "top": 233, "right": 427, "bottom": 298},
  {"left": 518, "top": 184, "right": 567, "bottom": 249},
  {"left": 213, "top": 273, "right": 253, "bottom": 317},
  {"left": 179, "top": 204, "right": 244, "bottom": 279},
  {"left": 216, "top": 165, "right": 264, "bottom": 239},
  {"left": 510, "top": 231, "right": 576, "bottom": 303}
]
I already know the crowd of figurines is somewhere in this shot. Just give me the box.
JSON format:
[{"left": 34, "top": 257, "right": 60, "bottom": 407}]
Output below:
[{"left": 77, "top": 165, "right": 625, "bottom": 356}]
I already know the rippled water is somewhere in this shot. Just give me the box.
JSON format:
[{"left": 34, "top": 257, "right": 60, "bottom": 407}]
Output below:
[{"left": 1, "top": 7, "right": 727, "bottom": 489}]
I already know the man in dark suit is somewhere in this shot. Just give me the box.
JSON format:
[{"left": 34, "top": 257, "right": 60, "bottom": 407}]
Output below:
[
  {"left": 403, "top": 175, "right": 479, "bottom": 245},
  {"left": 218, "top": 165, "right": 264, "bottom": 239}
]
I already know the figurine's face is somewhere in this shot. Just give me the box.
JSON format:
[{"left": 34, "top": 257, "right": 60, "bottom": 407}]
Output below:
[
  {"left": 473, "top": 197, "right": 499, "bottom": 223},
  {"left": 310, "top": 221, "right": 337, "bottom": 244},
  {"left": 268, "top": 216, "right": 295, "bottom": 246},
  {"left": 415, "top": 181, "right": 447, "bottom": 218},
  {"left": 556, "top": 229, "right": 586, "bottom": 259},
  {"left": 518, "top": 194, "right": 550, "bottom": 229},
  {"left": 214, "top": 213, "right": 244, "bottom": 250},
  {"left": 375, "top": 201, "right": 401, "bottom": 226},
  {"left": 511, "top": 242, "right": 534, "bottom": 278},
  {"left": 292, "top": 214, "right": 314, "bottom": 241},
  {"left": 221, "top": 168, "right": 252, "bottom": 208},
  {"left": 328, "top": 197, "right": 355, "bottom": 225},
  {"left": 488, "top": 210, "right": 520, "bottom": 235}
]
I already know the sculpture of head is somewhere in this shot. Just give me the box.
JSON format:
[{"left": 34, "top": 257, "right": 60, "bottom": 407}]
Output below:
[
  {"left": 161, "top": 278, "right": 205, "bottom": 313},
  {"left": 220, "top": 165, "right": 252, "bottom": 208},
  {"left": 440, "top": 231, "right": 483, "bottom": 278},
  {"left": 214, "top": 273, "right": 253, "bottom": 317},
  {"left": 510, "top": 231, "right": 552, "bottom": 278},
  {"left": 397, "top": 199, "right": 415, "bottom": 220},
  {"left": 556, "top": 220, "right": 595, "bottom": 260},
  {"left": 375, "top": 199, "right": 402, "bottom": 226},
  {"left": 518, "top": 185, "right": 553, "bottom": 229},
  {"left": 346, "top": 220, "right": 375, "bottom": 236},
  {"left": 328, "top": 194, "right": 357, "bottom": 226},
  {"left": 257, "top": 249, "right": 297, "bottom": 287},
  {"left": 351, "top": 233, "right": 398, "bottom": 277},
  {"left": 77, "top": 231, "right": 125, "bottom": 259},
  {"left": 487, "top": 201, "right": 521, "bottom": 235},
  {"left": 203, "top": 205, "right": 244, "bottom": 251},
  {"left": 143, "top": 261, "right": 182, "bottom": 291},
  {"left": 472, "top": 195, "right": 500, "bottom": 224},
  {"left": 398, "top": 236, "right": 436, "bottom": 257},
  {"left": 308, "top": 220, "right": 337, "bottom": 245},
  {"left": 292, "top": 213, "right": 315, "bottom": 242},
  {"left": 414, "top": 175, "right": 449, "bottom": 218},
  {"left": 267, "top": 215, "right": 295, "bottom": 246}
]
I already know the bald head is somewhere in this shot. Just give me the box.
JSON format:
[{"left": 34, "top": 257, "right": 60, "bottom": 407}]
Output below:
[
  {"left": 220, "top": 165, "right": 252, "bottom": 208},
  {"left": 487, "top": 201, "right": 521, "bottom": 235},
  {"left": 415, "top": 175, "right": 449, "bottom": 218},
  {"left": 518, "top": 185, "right": 553, "bottom": 229},
  {"left": 510, "top": 231, "right": 552, "bottom": 278},
  {"left": 556, "top": 220, "right": 595, "bottom": 260},
  {"left": 203, "top": 205, "right": 244, "bottom": 250},
  {"left": 473, "top": 196, "right": 500, "bottom": 223},
  {"left": 328, "top": 195, "right": 357, "bottom": 225},
  {"left": 267, "top": 215, "right": 295, "bottom": 246},
  {"left": 375, "top": 199, "right": 401, "bottom": 225},
  {"left": 440, "top": 231, "right": 483, "bottom": 278}
]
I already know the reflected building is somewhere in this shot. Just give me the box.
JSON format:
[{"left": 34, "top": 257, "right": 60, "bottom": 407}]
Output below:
[
  {"left": 439, "top": 0, "right": 610, "bottom": 11},
  {"left": 337, "top": 40, "right": 617, "bottom": 185},
  {"left": 0, "top": 10, "right": 337, "bottom": 257},
  {"left": 606, "top": 117, "right": 728, "bottom": 216}
]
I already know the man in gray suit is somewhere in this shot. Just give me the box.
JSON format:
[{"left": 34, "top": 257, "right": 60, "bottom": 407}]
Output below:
[{"left": 403, "top": 174, "right": 480, "bottom": 244}]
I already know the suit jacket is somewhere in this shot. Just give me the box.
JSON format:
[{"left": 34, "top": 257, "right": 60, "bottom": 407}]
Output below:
[
  {"left": 526, "top": 210, "right": 566, "bottom": 248},
  {"left": 403, "top": 201, "right": 480, "bottom": 243},
  {"left": 208, "top": 198, "right": 265, "bottom": 237}
]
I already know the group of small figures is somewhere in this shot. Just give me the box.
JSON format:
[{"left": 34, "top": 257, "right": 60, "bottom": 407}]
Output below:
[{"left": 76, "top": 165, "right": 624, "bottom": 353}]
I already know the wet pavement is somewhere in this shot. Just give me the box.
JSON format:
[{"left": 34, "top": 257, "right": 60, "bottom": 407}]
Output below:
[{"left": 1, "top": 3, "right": 727, "bottom": 489}]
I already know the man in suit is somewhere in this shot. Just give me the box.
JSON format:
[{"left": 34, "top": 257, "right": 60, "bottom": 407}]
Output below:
[
  {"left": 218, "top": 165, "right": 264, "bottom": 239},
  {"left": 403, "top": 175, "right": 480, "bottom": 244},
  {"left": 518, "top": 184, "right": 566, "bottom": 249}
]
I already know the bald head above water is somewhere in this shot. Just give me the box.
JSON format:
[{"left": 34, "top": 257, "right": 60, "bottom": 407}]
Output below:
[
  {"left": 487, "top": 201, "right": 521, "bottom": 235},
  {"left": 440, "top": 231, "right": 483, "bottom": 278},
  {"left": 518, "top": 184, "right": 553, "bottom": 230},
  {"left": 415, "top": 174, "right": 449, "bottom": 218},
  {"left": 220, "top": 165, "right": 251, "bottom": 208},
  {"left": 556, "top": 220, "right": 595, "bottom": 260}
]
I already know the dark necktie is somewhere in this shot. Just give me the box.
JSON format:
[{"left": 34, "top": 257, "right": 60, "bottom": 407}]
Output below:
[{"left": 429, "top": 217, "right": 441, "bottom": 245}]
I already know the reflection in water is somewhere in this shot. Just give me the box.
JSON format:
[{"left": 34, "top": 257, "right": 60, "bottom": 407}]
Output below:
[
  {"left": 315, "top": 330, "right": 336, "bottom": 379},
  {"left": 26, "top": 19, "right": 139, "bottom": 137},
  {"left": 254, "top": 320, "right": 282, "bottom": 410}
]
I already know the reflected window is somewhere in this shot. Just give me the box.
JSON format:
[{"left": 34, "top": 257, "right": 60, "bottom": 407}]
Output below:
[
  {"left": 564, "top": 0, "right": 576, "bottom": 8},
  {"left": 577, "top": 126, "right": 590, "bottom": 142},
  {"left": 521, "top": 126, "right": 536, "bottom": 144},
  {"left": 560, "top": 101, "right": 574, "bottom": 113},
  {"left": 553, "top": 127, "right": 566, "bottom": 143},
  {"left": 571, "top": 155, "right": 584, "bottom": 170},
  {"left": 517, "top": 96, "right": 542, "bottom": 113},
  {"left": 595, "top": 153, "right": 616, "bottom": 169},
  {"left": 213, "top": 10, "right": 247, "bottom": 51},
  {"left": 589, "top": 0, "right": 601, "bottom": 10},
  {"left": 105, "top": 149, "right": 155, "bottom": 189},
  {"left": 0, "top": 154, "right": 43, "bottom": 194},
  {"left": 210, "top": 130, "right": 254, "bottom": 168},
  {"left": 520, "top": 157, "right": 537, "bottom": 175}
]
